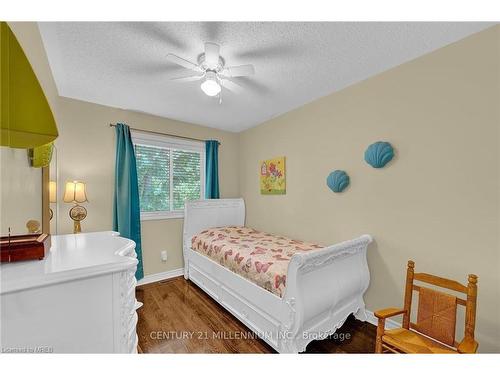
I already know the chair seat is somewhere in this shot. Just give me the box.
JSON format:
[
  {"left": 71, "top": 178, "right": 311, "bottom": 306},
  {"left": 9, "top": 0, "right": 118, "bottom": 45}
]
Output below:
[{"left": 382, "top": 328, "right": 457, "bottom": 354}]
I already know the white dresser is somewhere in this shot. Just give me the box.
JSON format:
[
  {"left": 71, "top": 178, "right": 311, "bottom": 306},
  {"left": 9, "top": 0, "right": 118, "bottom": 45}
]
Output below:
[{"left": 0, "top": 231, "right": 140, "bottom": 353}]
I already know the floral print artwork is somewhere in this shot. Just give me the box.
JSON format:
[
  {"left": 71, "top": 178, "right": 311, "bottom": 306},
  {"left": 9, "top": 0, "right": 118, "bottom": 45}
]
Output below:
[
  {"left": 260, "top": 156, "right": 286, "bottom": 195},
  {"left": 191, "top": 226, "right": 323, "bottom": 297}
]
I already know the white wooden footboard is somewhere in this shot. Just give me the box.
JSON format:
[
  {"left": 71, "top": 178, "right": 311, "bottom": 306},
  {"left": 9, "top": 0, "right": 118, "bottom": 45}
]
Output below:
[
  {"left": 183, "top": 199, "right": 372, "bottom": 353},
  {"left": 279, "top": 234, "right": 372, "bottom": 353}
]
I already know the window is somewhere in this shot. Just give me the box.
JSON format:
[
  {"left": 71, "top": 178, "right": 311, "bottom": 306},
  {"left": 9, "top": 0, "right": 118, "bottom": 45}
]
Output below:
[{"left": 132, "top": 131, "right": 205, "bottom": 220}]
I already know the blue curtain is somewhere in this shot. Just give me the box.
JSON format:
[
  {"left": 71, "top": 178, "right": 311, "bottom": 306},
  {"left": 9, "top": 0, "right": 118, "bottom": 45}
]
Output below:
[
  {"left": 113, "top": 123, "right": 144, "bottom": 280},
  {"left": 205, "top": 140, "right": 220, "bottom": 199}
]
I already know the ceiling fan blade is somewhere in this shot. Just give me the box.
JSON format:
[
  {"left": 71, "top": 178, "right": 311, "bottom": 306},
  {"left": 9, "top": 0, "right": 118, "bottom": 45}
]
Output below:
[
  {"left": 204, "top": 42, "right": 220, "bottom": 68},
  {"left": 221, "top": 64, "right": 255, "bottom": 78},
  {"left": 170, "top": 74, "right": 204, "bottom": 82},
  {"left": 166, "top": 53, "right": 201, "bottom": 72},
  {"left": 220, "top": 79, "right": 243, "bottom": 94}
]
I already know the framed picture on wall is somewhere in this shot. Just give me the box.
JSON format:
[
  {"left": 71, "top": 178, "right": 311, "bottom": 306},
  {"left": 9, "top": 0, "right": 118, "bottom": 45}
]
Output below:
[{"left": 260, "top": 156, "right": 286, "bottom": 195}]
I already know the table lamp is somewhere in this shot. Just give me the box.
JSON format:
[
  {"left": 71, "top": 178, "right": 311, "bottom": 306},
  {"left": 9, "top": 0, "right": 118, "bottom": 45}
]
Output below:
[{"left": 63, "top": 181, "right": 88, "bottom": 234}]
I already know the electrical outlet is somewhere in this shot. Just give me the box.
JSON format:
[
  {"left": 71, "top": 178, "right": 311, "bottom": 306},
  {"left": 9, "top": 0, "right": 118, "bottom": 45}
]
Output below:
[{"left": 160, "top": 250, "right": 168, "bottom": 262}]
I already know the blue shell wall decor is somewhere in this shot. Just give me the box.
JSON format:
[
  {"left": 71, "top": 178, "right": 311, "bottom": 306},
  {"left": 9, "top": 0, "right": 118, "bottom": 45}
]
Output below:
[
  {"left": 364, "top": 141, "right": 394, "bottom": 168},
  {"left": 326, "top": 170, "right": 350, "bottom": 193}
]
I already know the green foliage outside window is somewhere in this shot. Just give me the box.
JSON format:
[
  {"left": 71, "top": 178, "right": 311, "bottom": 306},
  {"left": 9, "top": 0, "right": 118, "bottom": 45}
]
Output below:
[{"left": 135, "top": 144, "right": 201, "bottom": 213}]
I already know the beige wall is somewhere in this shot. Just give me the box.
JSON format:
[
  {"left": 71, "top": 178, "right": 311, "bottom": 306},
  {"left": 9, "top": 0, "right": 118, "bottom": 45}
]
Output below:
[
  {"left": 239, "top": 26, "right": 500, "bottom": 352},
  {"left": 52, "top": 97, "right": 240, "bottom": 275},
  {"left": 9, "top": 22, "right": 240, "bottom": 276}
]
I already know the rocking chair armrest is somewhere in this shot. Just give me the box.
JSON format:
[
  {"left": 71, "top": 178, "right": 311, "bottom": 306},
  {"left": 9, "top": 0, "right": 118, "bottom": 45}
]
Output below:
[
  {"left": 374, "top": 307, "right": 407, "bottom": 320},
  {"left": 457, "top": 338, "right": 479, "bottom": 354}
]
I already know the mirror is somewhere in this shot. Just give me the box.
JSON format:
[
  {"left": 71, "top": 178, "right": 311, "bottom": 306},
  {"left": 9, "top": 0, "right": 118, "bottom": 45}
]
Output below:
[{"left": 0, "top": 145, "right": 56, "bottom": 236}]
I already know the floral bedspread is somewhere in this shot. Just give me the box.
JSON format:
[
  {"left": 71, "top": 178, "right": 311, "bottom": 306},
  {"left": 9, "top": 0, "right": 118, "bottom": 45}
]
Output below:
[{"left": 191, "top": 226, "right": 323, "bottom": 297}]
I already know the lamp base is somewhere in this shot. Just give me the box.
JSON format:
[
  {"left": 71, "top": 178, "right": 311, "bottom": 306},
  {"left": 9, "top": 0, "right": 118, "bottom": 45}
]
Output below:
[
  {"left": 69, "top": 205, "right": 87, "bottom": 234},
  {"left": 73, "top": 220, "right": 82, "bottom": 234}
]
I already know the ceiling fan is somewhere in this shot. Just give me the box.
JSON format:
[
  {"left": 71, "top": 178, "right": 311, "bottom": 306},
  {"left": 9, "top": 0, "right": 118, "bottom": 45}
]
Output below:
[{"left": 166, "top": 42, "right": 255, "bottom": 101}]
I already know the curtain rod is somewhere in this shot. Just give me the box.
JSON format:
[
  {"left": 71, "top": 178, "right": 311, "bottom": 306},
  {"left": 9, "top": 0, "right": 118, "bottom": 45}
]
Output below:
[{"left": 109, "top": 123, "right": 220, "bottom": 145}]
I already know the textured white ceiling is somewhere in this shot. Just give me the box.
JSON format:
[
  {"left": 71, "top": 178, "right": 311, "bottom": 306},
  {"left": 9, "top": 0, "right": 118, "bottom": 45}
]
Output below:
[{"left": 38, "top": 22, "right": 493, "bottom": 132}]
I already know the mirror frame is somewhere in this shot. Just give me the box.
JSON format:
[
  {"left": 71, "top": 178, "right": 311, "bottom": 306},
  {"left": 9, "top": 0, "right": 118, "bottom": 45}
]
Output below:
[{"left": 41, "top": 165, "right": 50, "bottom": 234}]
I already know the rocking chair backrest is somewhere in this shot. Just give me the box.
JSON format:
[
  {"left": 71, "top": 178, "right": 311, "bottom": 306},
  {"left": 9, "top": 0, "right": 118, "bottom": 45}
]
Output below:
[{"left": 402, "top": 260, "right": 478, "bottom": 349}]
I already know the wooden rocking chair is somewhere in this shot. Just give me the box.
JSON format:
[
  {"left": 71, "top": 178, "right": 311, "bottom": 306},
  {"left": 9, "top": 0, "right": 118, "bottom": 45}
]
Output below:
[{"left": 374, "top": 260, "right": 478, "bottom": 354}]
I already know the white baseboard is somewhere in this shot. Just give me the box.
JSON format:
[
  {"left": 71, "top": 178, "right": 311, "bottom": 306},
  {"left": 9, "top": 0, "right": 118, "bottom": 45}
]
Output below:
[
  {"left": 137, "top": 268, "right": 184, "bottom": 286},
  {"left": 365, "top": 309, "right": 401, "bottom": 329}
]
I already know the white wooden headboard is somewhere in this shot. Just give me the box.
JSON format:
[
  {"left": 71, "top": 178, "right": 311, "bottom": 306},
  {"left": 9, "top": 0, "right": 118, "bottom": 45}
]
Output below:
[{"left": 183, "top": 199, "right": 245, "bottom": 249}]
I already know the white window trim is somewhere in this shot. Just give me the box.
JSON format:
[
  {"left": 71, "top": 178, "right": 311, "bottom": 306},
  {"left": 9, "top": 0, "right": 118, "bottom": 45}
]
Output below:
[
  {"left": 132, "top": 130, "right": 205, "bottom": 221},
  {"left": 140, "top": 210, "right": 184, "bottom": 221}
]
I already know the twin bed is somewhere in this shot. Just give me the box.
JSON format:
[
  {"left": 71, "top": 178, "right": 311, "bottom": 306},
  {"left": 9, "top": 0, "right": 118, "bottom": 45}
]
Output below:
[{"left": 183, "top": 198, "right": 372, "bottom": 353}]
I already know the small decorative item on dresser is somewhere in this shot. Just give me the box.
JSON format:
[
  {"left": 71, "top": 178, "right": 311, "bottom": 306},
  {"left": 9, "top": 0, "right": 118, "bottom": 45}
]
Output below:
[
  {"left": 326, "top": 170, "right": 350, "bottom": 193},
  {"left": 63, "top": 180, "right": 88, "bottom": 234},
  {"left": 364, "top": 141, "right": 394, "bottom": 168},
  {"left": 0, "top": 230, "right": 50, "bottom": 263},
  {"left": 26, "top": 219, "right": 41, "bottom": 234}
]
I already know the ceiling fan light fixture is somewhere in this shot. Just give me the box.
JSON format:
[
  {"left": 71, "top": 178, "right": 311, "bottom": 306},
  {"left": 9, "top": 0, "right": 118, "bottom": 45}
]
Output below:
[
  {"left": 201, "top": 71, "right": 221, "bottom": 96},
  {"left": 167, "top": 43, "right": 254, "bottom": 98}
]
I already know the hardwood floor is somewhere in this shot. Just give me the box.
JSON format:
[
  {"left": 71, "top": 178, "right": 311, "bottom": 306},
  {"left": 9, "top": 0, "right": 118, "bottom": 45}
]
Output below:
[{"left": 136, "top": 276, "right": 376, "bottom": 353}]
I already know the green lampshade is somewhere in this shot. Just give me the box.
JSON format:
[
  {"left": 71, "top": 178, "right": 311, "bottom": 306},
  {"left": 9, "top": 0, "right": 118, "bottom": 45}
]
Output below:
[
  {"left": 29, "top": 141, "right": 54, "bottom": 168},
  {"left": 1, "top": 22, "right": 58, "bottom": 148}
]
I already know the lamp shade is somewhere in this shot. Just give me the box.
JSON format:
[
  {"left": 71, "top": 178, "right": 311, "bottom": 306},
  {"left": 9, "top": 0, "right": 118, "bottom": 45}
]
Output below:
[
  {"left": 1, "top": 22, "right": 58, "bottom": 148},
  {"left": 49, "top": 181, "right": 57, "bottom": 203},
  {"left": 63, "top": 181, "right": 88, "bottom": 203}
]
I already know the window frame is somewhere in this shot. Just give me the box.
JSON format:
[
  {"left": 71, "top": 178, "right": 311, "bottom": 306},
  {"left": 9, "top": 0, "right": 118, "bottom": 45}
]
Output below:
[{"left": 131, "top": 130, "right": 205, "bottom": 221}]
